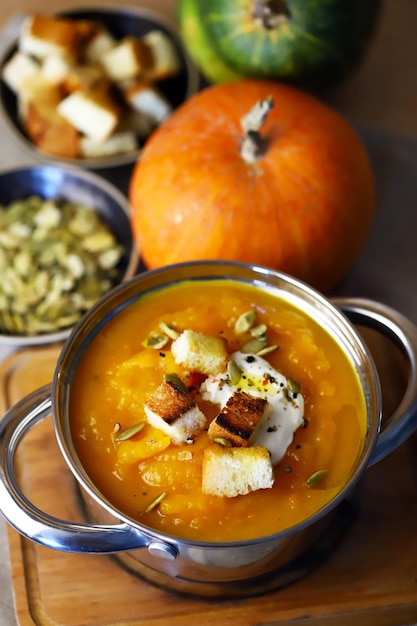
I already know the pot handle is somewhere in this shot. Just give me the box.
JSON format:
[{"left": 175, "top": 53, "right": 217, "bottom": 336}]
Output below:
[
  {"left": 0, "top": 384, "right": 151, "bottom": 554},
  {"left": 332, "top": 296, "right": 417, "bottom": 465}
]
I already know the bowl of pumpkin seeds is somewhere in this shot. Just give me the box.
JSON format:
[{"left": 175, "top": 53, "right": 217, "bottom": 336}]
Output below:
[{"left": 0, "top": 164, "right": 138, "bottom": 346}]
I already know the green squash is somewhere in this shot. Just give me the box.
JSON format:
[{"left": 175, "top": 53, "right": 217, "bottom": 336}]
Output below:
[{"left": 177, "top": 0, "right": 382, "bottom": 89}]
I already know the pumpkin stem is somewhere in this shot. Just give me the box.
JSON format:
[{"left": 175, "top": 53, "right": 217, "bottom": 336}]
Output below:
[
  {"left": 240, "top": 96, "right": 274, "bottom": 164},
  {"left": 252, "top": 0, "right": 290, "bottom": 30}
]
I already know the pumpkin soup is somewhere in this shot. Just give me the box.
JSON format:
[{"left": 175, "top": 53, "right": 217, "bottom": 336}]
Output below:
[{"left": 69, "top": 279, "right": 366, "bottom": 542}]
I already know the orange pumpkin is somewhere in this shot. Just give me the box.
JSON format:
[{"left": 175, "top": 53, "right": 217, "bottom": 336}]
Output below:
[{"left": 129, "top": 79, "right": 375, "bottom": 293}]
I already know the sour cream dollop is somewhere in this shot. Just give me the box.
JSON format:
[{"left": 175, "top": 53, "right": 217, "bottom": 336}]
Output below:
[{"left": 200, "top": 351, "right": 304, "bottom": 464}]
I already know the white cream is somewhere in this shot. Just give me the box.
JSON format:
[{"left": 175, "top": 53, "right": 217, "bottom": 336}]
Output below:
[{"left": 200, "top": 351, "right": 304, "bottom": 464}]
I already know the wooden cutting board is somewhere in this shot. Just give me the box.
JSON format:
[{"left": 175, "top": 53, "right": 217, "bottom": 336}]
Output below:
[{"left": 1, "top": 341, "right": 417, "bottom": 626}]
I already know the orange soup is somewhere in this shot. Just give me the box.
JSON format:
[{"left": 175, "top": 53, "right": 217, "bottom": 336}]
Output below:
[{"left": 69, "top": 279, "right": 366, "bottom": 542}]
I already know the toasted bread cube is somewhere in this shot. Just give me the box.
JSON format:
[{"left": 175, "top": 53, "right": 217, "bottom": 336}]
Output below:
[
  {"left": 40, "top": 55, "right": 72, "bottom": 85},
  {"left": 14, "top": 73, "right": 61, "bottom": 112},
  {"left": 57, "top": 89, "right": 120, "bottom": 142},
  {"left": 20, "top": 89, "right": 80, "bottom": 159},
  {"left": 144, "top": 380, "right": 206, "bottom": 445},
  {"left": 141, "top": 30, "right": 181, "bottom": 81},
  {"left": 16, "top": 73, "right": 59, "bottom": 108},
  {"left": 171, "top": 330, "right": 228, "bottom": 376},
  {"left": 80, "top": 131, "right": 137, "bottom": 158},
  {"left": 19, "top": 14, "right": 88, "bottom": 61},
  {"left": 1, "top": 51, "right": 40, "bottom": 95},
  {"left": 208, "top": 391, "right": 267, "bottom": 447},
  {"left": 61, "top": 63, "right": 109, "bottom": 94},
  {"left": 101, "top": 37, "right": 153, "bottom": 82},
  {"left": 84, "top": 29, "right": 116, "bottom": 63},
  {"left": 125, "top": 81, "right": 173, "bottom": 124},
  {"left": 202, "top": 443, "right": 274, "bottom": 498},
  {"left": 72, "top": 19, "right": 99, "bottom": 49}
]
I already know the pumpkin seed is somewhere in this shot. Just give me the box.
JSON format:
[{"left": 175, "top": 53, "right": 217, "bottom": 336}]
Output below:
[
  {"left": 227, "top": 359, "right": 242, "bottom": 385},
  {"left": 212, "top": 437, "right": 232, "bottom": 447},
  {"left": 143, "top": 334, "right": 169, "bottom": 349},
  {"left": 163, "top": 373, "right": 188, "bottom": 393},
  {"left": 143, "top": 492, "right": 167, "bottom": 514},
  {"left": 287, "top": 378, "right": 301, "bottom": 394},
  {"left": 240, "top": 336, "right": 268, "bottom": 354},
  {"left": 81, "top": 232, "right": 117, "bottom": 253},
  {"left": 0, "top": 196, "right": 125, "bottom": 337},
  {"left": 159, "top": 321, "right": 179, "bottom": 340},
  {"left": 234, "top": 310, "right": 257, "bottom": 334},
  {"left": 305, "top": 469, "right": 328, "bottom": 488},
  {"left": 115, "top": 421, "right": 146, "bottom": 442},
  {"left": 256, "top": 344, "right": 279, "bottom": 357},
  {"left": 250, "top": 323, "right": 268, "bottom": 338}
]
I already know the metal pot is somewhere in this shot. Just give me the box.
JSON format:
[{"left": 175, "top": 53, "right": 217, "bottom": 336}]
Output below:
[{"left": 1, "top": 261, "right": 417, "bottom": 598}]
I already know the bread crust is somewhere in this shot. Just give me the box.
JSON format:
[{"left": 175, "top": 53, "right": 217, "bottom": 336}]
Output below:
[
  {"left": 208, "top": 390, "right": 266, "bottom": 447},
  {"left": 144, "top": 380, "right": 207, "bottom": 445}
]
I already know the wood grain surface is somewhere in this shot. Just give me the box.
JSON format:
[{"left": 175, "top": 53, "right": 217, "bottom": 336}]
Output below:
[{"left": 0, "top": 340, "right": 416, "bottom": 626}]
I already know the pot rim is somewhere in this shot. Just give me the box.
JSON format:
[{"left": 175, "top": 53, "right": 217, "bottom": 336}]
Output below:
[{"left": 52, "top": 259, "right": 382, "bottom": 549}]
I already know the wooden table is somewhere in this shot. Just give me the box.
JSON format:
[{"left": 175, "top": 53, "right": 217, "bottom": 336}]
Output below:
[{"left": 0, "top": 2, "right": 416, "bottom": 625}]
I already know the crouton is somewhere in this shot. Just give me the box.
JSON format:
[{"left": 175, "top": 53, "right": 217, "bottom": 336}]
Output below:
[
  {"left": 84, "top": 28, "right": 116, "bottom": 63},
  {"left": 1, "top": 51, "right": 40, "bottom": 95},
  {"left": 22, "top": 101, "right": 80, "bottom": 158},
  {"left": 208, "top": 390, "right": 267, "bottom": 447},
  {"left": 124, "top": 80, "right": 173, "bottom": 124},
  {"left": 141, "top": 30, "right": 181, "bottom": 81},
  {"left": 61, "top": 63, "right": 109, "bottom": 94},
  {"left": 57, "top": 88, "right": 120, "bottom": 142},
  {"left": 20, "top": 84, "right": 80, "bottom": 159},
  {"left": 101, "top": 37, "right": 154, "bottom": 82},
  {"left": 171, "top": 329, "right": 228, "bottom": 376},
  {"left": 202, "top": 443, "right": 274, "bottom": 497},
  {"left": 144, "top": 379, "right": 206, "bottom": 445},
  {"left": 80, "top": 131, "right": 137, "bottom": 158},
  {"left": 40, "top": 55, "right": 72, "bottom": 85},
  {"left": 19, "top": 14, "right": 90, "bottom": 62},
  {"left": 13, "top": 72, "right": 53, "bottom": 107}
]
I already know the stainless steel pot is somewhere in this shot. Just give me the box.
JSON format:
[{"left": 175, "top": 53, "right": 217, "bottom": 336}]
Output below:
[{"left": 1, "top": 261, "right": 417, "bottom": 598}]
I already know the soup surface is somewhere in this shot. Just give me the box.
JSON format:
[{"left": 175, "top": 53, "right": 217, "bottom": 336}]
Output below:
[{"left": 69, "top": 279, "right": 366, "bottom": 542}]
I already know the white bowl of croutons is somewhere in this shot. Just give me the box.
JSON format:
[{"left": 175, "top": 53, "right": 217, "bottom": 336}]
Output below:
[
  {"left": 0, "top": 164, "right": 139, "bottom": 347},
  {"left": 0, "top": 7, "right": 200, "bottom": 169}
]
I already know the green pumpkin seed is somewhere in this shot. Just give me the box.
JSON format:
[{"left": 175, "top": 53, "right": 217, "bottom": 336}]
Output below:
[
  {"left": 159, "top": 321, "right": 179, "bottom": 340},
  {"left": 81, "top": 231, "right": 117, "bottom": 253},
  {"left": 143, "top": 334, "right": 169, "bottom": 349},
  {"left": 287, "top": 378, "right": 301, "bottom": 394},
  {"left": 240, "top": 336, "right": 268, "bottom": 354},
  {"left": 163, "top": 373, "right": 188, "bottom": 393},
  {"left": 305, "top": 469, "right": 328, "bottom": 488},
  {"left": 234, "top": 310, "right": 257, "bottom": 334},
  {"left": 212, "top": 437, "right": 232, "bottom": 447},
  {"left": 227, "top": 359, "right": 242, "bottom": 385},
  {"left": 256, "top": 344, "right": 279, "bottom": 357},
  {"left": 250, "top": 323, "right": 267, "bottom": 338},
  {"left": 115, "top": 422, "right": 146, "bottom": 442}
]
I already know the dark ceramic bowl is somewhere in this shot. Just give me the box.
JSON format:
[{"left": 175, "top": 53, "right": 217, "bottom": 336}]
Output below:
[
  {"left": 0, "top": 164, "right": 138, "bottom": 346},
  {"left": 0, "top": 6, "right": 199, "bottom": 170}
]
